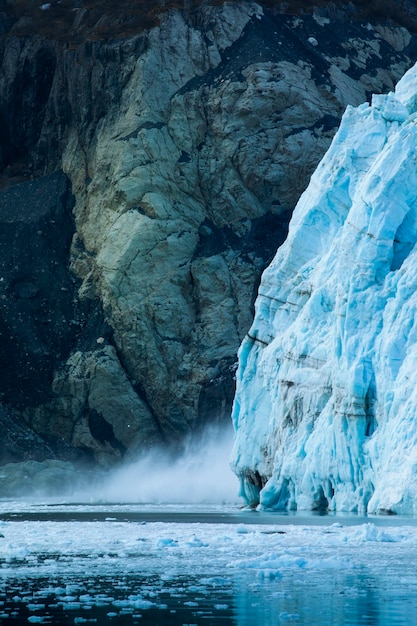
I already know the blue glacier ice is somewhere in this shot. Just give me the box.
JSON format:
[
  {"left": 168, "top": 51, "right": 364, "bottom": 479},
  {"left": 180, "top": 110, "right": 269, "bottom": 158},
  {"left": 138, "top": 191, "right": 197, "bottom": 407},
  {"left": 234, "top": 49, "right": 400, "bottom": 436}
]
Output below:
[{"left": 231, "top": 62, "right": 417, "bottom": 515}]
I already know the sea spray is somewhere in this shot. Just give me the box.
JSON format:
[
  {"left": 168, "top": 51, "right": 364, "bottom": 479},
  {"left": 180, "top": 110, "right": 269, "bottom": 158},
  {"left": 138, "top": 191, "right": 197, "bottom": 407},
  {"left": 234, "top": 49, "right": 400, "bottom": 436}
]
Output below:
[{"left": 93, "top": 425, "right": 240, "bottom": 504}]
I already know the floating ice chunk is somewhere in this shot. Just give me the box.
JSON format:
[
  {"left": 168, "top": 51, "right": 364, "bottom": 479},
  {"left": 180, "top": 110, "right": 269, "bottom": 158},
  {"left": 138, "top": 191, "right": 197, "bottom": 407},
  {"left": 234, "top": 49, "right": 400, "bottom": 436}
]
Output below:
[
  {"left": 233, "top": 552, "right": 307, "bottom": 573},
  {"left": 354, "top": 523, "right": 402, "bottom": 543},
  {"left": 155, "top": 537, "right": 178, "bottom": 548},
  {"left": 79, "top": 595, "right": 94, "bottom": 603},
  {"left": 235, "top": 524, "right": 250, "bottom": 534},
  {"left": 184, "top": 535, "right": 208, "bottom": 547},
  {"left": 279, "top": 612, "right": 300, "bottom": 622},
  {"left": 61, "top": 602, "right": 82, "bottom": 610},
  {"left": 257, "top": 568, "right": 282, "bottom": 580},
  {"left": 304, "top": 557, "right": 354, "bottom": 569},
  {"left": 127, "top": 596, "right": 155, "bottom": 610}
]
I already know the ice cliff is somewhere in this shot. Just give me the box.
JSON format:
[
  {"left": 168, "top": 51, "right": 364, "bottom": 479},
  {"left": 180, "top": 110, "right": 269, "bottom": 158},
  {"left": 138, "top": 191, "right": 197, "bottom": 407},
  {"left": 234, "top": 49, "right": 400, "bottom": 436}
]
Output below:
[{"left": 232, "top": 62, "right": 417, "bottom": 515}]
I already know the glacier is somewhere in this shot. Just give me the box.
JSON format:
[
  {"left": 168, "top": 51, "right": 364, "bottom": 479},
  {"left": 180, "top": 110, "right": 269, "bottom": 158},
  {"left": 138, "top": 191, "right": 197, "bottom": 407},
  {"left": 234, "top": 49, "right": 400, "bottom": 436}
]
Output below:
[{"left": 231, "top": 61, "right": 417, "bottom": 516}]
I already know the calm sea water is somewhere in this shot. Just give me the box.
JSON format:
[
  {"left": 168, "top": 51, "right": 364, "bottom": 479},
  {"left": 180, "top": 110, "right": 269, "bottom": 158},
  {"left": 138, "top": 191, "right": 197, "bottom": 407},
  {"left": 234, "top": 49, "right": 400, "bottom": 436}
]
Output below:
[
  {"left": 0, "top": 505, "right": 416, "bottom": 625},
  {"left": 2, "top": 566, "right": 417, "bottom": 625}
]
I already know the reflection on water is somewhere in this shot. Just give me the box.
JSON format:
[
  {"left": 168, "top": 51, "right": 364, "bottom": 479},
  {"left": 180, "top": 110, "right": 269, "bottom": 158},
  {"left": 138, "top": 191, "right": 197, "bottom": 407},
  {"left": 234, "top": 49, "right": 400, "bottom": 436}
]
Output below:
[
  {"left": 0, "top": 574, "right": 234, "bottom": 624},
  {"left": 1, "top": 565, "right": 417, "bottom": 625},
  {"left": 234, "top": 566, "right": 417, "bottom": 626},
  {"left": 0, "top": 556, "right": 417, "bottom": 626}
]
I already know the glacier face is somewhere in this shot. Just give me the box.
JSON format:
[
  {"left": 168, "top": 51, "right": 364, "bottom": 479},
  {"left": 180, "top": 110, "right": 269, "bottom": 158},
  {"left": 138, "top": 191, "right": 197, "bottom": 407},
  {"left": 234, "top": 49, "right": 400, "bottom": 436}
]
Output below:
[{"left": 231, "top": 62, "right": 417, "bottom": 515}]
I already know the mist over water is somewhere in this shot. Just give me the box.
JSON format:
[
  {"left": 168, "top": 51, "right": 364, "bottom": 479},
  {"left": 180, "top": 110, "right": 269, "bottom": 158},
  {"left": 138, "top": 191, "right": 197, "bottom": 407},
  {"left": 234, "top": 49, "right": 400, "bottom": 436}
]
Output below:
[{"left": 94, "top": 425, "right": 240, "bottom": 504}]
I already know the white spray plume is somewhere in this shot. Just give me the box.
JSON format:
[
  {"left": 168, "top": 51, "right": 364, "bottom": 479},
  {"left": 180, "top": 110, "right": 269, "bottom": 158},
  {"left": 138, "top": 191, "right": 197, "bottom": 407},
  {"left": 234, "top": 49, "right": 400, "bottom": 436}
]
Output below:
[{"left": 95, "top": 425, "right": 240, "bottom": 504}]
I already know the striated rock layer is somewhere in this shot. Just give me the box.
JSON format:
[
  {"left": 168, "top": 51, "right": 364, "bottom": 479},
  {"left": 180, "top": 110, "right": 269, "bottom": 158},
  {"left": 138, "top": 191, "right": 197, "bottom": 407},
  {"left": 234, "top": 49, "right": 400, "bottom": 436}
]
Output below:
[
  {"left": 231, "top": 61, "right": 417, "bottom": 515},
  {"left": 0, "top": 1, "right": 416, "bottom": 465}
]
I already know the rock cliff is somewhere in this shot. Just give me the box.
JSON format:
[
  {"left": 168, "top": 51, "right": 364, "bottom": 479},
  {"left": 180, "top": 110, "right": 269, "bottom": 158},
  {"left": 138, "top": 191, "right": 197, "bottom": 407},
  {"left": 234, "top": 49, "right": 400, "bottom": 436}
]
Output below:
[{"left": 0, "top": 0, "right": 416, "bottom": 467}]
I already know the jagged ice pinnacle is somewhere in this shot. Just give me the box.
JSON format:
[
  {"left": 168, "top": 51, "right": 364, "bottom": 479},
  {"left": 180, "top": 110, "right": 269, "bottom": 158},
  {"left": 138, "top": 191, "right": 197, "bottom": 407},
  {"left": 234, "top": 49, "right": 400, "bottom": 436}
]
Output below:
[{"left": 231, "top": 61, "right": 417, "bottom": 515}]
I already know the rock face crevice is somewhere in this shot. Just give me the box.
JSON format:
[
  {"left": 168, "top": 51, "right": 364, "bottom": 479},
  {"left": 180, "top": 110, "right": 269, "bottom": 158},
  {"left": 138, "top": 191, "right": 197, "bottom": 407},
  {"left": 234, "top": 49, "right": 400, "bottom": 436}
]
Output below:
[{"left": 0, "top": 2, "right": 416, "bottom": 464}]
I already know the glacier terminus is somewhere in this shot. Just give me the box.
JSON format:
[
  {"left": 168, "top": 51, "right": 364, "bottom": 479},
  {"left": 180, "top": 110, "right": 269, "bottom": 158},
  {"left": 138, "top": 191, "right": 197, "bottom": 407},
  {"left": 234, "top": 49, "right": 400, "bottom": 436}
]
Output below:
[{"left": 231, "top": 61, "right": 417, "bottom": 516}]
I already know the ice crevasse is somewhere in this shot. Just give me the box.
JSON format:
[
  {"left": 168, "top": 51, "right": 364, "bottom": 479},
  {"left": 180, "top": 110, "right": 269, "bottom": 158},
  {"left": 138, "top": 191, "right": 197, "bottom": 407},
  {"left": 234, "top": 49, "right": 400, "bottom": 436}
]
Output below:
[{"left": 231, "top": 61, "right": 417, "bottom": 516}]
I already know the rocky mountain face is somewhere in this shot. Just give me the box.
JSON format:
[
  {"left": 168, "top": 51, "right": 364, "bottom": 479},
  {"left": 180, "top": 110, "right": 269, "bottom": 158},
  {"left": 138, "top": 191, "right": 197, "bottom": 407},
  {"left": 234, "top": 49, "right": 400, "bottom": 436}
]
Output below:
[{"left": 0, "top": 0, "right": 416, "bottom": 469}]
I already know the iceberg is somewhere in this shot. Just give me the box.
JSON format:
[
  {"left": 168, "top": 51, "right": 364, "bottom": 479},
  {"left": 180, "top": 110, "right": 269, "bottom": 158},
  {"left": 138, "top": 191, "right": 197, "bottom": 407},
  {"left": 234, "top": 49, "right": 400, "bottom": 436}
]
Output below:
[{"left": 231, "top": 62, "right": 417, "bottom": 516}]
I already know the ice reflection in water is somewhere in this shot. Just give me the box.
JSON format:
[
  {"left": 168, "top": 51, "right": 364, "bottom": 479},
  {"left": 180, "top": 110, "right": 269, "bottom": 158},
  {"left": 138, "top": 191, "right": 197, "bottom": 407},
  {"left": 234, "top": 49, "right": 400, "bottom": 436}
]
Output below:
[
  {"left": 234, "top": 566, "right": 417, "bottom": 626},
  {"left": 0, "top": 575, "right": 234, "bottom": 624},
  {"left": 0, "top": 506, "right": 416, "bottom": 624}
]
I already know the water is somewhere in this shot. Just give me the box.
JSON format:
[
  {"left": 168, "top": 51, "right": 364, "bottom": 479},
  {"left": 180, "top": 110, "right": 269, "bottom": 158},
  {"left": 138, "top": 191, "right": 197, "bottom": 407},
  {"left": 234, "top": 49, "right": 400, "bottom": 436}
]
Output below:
[{"left": 0, "top": 503, "right": 417, "bottom": 624}]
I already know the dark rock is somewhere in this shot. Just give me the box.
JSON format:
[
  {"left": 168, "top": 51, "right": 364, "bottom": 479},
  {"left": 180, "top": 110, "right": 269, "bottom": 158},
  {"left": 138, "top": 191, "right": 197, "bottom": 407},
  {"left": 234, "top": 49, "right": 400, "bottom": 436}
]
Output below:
[
  {"left": 0, "top": 403, "right": 54, "bottom": 463},
  {"left": 0, "top": 171, "right": 77, "bottom": 408}
]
